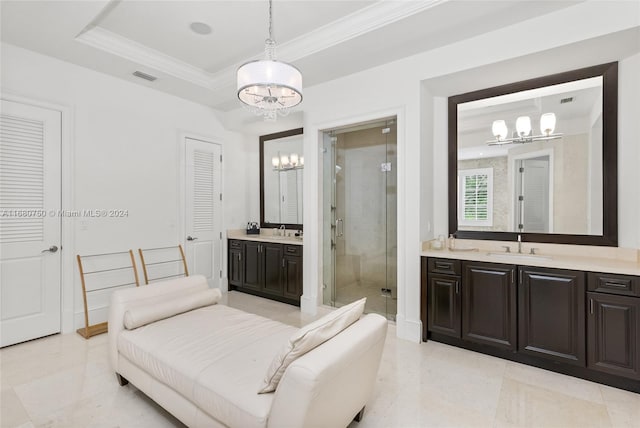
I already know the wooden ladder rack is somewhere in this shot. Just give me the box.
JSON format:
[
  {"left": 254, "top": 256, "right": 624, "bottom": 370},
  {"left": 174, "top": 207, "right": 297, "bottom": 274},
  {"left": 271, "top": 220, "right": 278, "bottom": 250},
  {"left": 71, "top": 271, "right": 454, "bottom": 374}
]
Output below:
[
  {"left": 138, "top": 244, "right": 189, "bottom": 285},
  {"left": 76, "top": 250, "right": 140, "bottom": 339}
]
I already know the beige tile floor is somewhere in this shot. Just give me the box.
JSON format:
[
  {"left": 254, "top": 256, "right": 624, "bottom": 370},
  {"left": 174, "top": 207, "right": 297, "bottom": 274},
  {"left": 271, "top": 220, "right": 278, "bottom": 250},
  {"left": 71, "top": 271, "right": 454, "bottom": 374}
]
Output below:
[
  {"left": 335, "top": 280, "right": 397, "bottom": 320},
  {"left": 1, "top": 291, "right": 638, "bottom": 428}
]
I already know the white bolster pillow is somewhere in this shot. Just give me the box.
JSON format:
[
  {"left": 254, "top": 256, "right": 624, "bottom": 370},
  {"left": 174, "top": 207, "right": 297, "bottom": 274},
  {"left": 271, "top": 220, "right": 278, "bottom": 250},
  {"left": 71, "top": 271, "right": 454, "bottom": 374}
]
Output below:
[{"left": 123, "top": 288, "right": 221, "bottom": 330}]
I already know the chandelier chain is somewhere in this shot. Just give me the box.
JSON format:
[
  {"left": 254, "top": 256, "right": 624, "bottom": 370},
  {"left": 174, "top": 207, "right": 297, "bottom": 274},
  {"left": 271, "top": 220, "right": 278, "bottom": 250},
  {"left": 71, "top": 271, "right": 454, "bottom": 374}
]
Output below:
[{"left": 268, "top": 0, "right": 273, "bottom": 43}]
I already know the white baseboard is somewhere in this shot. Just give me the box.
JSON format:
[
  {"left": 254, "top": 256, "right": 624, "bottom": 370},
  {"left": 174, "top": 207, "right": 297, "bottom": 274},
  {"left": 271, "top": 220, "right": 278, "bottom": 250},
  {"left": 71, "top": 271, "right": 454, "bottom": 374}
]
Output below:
[
  {"left": 300, "top": 294, "right": 318, "bottom": 316},
  {"left": 395, "top": 314, "right": 422, "bottom": 343}
]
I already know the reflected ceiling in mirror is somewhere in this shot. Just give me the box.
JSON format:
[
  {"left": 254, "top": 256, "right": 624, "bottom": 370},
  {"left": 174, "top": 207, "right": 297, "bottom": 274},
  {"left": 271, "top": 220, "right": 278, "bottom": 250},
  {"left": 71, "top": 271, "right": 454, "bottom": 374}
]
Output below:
[
  {"left": 448, "top": 62, "right": 618, "bottom": 246},
  {"left": 457, "top": 77, "right": 603, "bottom": 235},
  {"left": 260, "top": 128, "right": 304, "bottom": 229}
]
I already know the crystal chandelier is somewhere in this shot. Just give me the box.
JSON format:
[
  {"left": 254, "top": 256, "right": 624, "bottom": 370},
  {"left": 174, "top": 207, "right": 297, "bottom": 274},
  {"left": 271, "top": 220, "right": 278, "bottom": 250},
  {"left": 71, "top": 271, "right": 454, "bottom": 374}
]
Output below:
[{"left": 236, "top": 0, "right": 303, "bottom": 121}]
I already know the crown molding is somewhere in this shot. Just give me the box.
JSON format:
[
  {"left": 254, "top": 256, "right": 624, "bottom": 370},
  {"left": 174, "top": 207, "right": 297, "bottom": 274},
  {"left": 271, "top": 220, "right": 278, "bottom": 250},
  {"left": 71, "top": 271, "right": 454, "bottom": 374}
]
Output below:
[
  {"left": 279, "top": 0, "right": 447, "bottom": 61},
  {"left": 75, "top": 1, "right": 447, "bottom": 93},
  {"left": 207, "top": 0, "right": 447, "bottom": 90},
  {"left": 75, "top": 26, "right": 213, "bottom": 88}
]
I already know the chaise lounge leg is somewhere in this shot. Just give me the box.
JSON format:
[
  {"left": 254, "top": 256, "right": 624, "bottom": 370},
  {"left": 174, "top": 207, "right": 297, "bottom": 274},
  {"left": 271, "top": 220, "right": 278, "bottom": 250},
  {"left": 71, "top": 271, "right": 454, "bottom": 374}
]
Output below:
[
  {"left": 353, "top": 406, "right": 365, "bottom": 422},
  {"left": 116, "top": 373, "right": 129, "bottom": 386}
]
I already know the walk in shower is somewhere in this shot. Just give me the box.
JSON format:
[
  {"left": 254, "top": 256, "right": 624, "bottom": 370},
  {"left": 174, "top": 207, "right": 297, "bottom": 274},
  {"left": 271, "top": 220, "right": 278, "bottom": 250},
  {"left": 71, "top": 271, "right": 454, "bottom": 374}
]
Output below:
[{"left": 322, "top": 118, "right": 397, "bottom": 320}]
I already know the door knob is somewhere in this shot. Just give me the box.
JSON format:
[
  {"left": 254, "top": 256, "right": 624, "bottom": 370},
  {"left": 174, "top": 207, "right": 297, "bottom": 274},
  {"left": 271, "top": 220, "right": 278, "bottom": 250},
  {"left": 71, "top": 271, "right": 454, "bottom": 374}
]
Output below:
[
  {"left": 42, "top": 245, "right": 59, "bottom": 253},
  {"left": 187, "top": 236, "right": 198, "bottom": 241}
]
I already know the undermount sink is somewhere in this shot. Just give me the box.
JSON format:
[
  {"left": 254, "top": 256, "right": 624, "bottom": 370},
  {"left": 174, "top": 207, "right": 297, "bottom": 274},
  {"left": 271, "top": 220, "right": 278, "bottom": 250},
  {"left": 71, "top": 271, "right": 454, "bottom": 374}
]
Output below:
[{"left": 486, "top": 252, "right": 553, "bottom": 261}]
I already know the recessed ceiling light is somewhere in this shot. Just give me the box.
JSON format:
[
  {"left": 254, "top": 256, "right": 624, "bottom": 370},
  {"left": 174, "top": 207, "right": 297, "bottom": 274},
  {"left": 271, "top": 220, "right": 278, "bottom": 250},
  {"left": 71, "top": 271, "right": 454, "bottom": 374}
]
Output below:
[{"left": 190, "top": 22, "right": 212, "bottom": 35}]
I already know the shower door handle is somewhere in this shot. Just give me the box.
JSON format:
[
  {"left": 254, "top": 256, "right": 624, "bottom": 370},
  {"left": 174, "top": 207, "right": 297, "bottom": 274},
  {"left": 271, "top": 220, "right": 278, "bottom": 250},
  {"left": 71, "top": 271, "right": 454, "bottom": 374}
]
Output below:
[{"left": 336, "top": 218, "right": 344, "bottom": 237}]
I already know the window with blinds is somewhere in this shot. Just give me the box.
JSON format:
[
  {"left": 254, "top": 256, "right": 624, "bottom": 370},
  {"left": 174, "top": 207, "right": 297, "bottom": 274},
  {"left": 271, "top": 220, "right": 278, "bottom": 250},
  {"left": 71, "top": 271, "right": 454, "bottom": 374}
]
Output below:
[{"left": 458, "top": 168, "right": 493, "bottom": 227}]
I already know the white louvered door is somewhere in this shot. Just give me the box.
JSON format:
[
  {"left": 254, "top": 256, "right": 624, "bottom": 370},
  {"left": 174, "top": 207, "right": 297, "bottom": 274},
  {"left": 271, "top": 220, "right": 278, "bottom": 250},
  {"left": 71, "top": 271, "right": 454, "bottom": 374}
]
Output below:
[
  {"left": 185, "top": 138, "right": 222, "bottom": 288},
  {"left": 0, "top": 100, "right": 61, "bottom": 347}
]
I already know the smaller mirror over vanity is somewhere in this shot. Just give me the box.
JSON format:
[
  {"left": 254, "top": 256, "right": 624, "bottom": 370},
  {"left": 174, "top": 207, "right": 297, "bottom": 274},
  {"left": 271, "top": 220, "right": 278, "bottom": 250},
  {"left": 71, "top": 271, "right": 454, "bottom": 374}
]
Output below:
[{"left": 260, "top": 128, "right": 304, "bottom": 229}]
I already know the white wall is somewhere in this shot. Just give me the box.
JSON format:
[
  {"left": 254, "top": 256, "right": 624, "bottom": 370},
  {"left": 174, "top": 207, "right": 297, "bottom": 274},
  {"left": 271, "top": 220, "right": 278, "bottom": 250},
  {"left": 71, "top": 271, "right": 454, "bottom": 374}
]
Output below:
[
  {"left": 618, "top": 52, "right": 640, "bottom": 251},
  {"left": 3, "top": 1, "right": 638, "bottom": 342},
  {"left": 296, "top": 1, "right": 639, "bottom": 342},
  {"left": 0, "top": 43, "right": 255, "bottom": 331}
]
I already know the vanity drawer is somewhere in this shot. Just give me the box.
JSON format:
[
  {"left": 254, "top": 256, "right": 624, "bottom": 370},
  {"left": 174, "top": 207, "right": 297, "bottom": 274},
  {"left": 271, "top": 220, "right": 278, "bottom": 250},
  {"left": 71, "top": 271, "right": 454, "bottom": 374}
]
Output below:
[
  {"left": 284, "top": 245, "right": 302, "bottom": 257},
  {"left": 588, "top": 272, "right": 640, "bottom": 297},
  {"left": 229, "top": 239, "right": 243, "bottom": 250},
  {"left": 427, "top": 258, "right": 461, "bottom": 276}
]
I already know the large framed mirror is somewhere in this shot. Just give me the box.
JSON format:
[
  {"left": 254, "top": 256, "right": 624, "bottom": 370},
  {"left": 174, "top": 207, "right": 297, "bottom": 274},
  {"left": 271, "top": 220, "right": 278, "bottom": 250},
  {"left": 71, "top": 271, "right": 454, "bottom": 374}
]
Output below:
[
  {"left": 448, "top": 62, "right": 618, "bottom": 246},
  {"left": 260, "top": 128, "right": 304, "bottom": 229}
]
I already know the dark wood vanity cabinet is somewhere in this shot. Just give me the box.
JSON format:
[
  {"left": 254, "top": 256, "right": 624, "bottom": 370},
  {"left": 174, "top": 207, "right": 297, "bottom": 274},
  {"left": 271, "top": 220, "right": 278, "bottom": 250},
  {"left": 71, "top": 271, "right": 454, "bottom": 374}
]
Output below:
[
  {"left": 422, "top": 256, "right": 640, "bottom": 393},
  {"left": 228, "top": 240, "right": 243, "bottom": 287},
  {"left": 243, "top": 241, "right": 285, "bottom": 296},
  {"left": 261, "top": 243, "right": 285, "bottom": 296},
  {"left": 463, "top": 262, "right": 516, "bottom": 351},
  {"left": 518, "top": 266, "right": 586, "bottom": 366},
  {"left": 426, "top": 259, "right": 516, "bottom": 350},
  {"left": 426, "top": 257, "right": 461, "bottom": 337},
  {"left": 228, "top": 239, "right": 302, "bottom": 305},
  {"left": 282, "top": 245, "right": 303, "bottom": 301},
  {"left": 242, "top": 241, "right": 262, "bottom": 291},
  {"left": 427, "top": 273, "right": 461, "bottom": 338},
  {"left": 587, "top": 273, "right": 640, "bottom": 380}
]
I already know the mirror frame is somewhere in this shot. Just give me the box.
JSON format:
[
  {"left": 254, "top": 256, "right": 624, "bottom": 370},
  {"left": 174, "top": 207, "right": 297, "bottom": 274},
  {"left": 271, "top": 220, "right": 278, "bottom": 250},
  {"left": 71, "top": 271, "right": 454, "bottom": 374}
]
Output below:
[
  {"left": 260, "top": 127, "right": 304, "bottom": 230},
  {"left": 448, "top": 62, "right": 618, "bottom": 246}
]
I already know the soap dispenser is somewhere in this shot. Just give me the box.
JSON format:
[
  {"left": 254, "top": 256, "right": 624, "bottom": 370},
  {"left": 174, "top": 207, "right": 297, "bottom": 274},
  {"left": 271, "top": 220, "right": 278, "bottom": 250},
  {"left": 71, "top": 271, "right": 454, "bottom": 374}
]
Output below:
[{"left": 447, "top": 234, "right": 455, "bottom": 250}]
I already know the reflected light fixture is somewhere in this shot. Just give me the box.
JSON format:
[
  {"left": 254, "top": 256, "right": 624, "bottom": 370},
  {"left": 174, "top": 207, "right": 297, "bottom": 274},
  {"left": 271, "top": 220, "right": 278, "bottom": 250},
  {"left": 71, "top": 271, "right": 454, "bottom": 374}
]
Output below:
[
  {"left": 515, "top": 116, "right": 532, "bottom": 137},
  {"left": 272, "top": 152, "right": 303, "bottom": 171},
  {"left": 488, "top": 113, "right": 562, "bottom": 145},
  {"left": 237, "top": 0, "right": 303, "bottom": 121}
]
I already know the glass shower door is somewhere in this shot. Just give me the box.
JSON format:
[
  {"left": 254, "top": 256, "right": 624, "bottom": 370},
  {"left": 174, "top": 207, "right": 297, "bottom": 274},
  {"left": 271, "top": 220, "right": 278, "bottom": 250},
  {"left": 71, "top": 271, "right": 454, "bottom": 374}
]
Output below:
[{"left": 322, "top": 119, "right": 397, "bottom": 320}]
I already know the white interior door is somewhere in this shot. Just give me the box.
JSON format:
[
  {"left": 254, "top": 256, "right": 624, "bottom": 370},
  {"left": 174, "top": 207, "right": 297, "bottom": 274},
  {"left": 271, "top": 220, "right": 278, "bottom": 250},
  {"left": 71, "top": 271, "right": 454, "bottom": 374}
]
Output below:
[
  {"left": 279, "top": 169, "right": 299, "bottom": 224},
  {"left": 1, "top": 99, "right": 62, "bottom": 347},
  {"left": 516, "top": 156, "right": 550, "bottom": 233},
  {"left": 184, "top": 138, "right": 222, "bottom": 288}
]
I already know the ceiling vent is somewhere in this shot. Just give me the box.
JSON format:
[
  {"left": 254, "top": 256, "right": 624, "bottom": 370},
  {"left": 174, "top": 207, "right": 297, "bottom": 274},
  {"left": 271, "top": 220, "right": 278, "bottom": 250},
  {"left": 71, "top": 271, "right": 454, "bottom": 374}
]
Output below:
[
  {"left": 132, "top": 71, "right": 157, "bottom": 82},
  {"left": 560, "top": 97, "right": 574, "bottom": 104}
]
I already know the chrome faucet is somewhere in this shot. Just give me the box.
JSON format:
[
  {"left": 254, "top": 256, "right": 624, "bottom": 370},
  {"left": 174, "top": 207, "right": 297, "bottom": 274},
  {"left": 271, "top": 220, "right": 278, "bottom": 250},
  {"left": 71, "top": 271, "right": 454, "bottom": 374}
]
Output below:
[{"left": 517, "top": 234, "right": 523, "bottom": 254}]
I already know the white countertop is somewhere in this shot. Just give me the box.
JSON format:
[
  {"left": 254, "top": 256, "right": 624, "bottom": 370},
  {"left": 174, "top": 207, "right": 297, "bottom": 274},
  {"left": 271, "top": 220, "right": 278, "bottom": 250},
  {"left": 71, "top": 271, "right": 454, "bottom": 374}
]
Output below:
[
  {"left": 421, "top": 240, "right": 640, "bottom": 276},
  {"left": 227, "top": 229, "right": 303, "bottom": 246}
]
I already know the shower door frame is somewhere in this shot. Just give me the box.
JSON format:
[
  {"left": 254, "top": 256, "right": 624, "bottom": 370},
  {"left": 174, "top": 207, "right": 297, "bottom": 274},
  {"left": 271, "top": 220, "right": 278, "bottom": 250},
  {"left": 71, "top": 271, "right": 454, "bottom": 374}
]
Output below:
[
  {"left": 305, "top": 107, "right": 406, "bottom": 326},
  {"left": 321, "top": 116, "right": 398, "bottom": 320}
]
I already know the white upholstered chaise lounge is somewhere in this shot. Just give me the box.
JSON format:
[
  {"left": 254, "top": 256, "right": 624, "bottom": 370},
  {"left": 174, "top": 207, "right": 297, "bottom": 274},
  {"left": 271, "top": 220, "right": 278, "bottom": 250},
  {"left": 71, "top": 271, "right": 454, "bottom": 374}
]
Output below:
[{"left": 108, "top": 275, "right": 387, "bottom": 427}]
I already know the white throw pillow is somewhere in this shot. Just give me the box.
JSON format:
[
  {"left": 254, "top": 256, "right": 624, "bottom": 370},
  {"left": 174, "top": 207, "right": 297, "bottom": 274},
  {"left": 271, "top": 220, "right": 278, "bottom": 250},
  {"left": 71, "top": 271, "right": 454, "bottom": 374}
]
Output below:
[
  {"left": 123, "top": 288, "right": 221, "bottom": 330},
  {"left": 258, "top": 297, "right": 366, "bottom": 394}
]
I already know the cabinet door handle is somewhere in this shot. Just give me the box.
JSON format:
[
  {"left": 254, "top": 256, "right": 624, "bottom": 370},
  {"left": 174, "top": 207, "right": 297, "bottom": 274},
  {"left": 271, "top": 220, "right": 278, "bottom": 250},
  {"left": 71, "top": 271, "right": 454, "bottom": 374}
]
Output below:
[
  {"left": 455, "top": 281, "right": 459, "bottom": 295},
  {"left": 590, "top": 298, "right": 594, "bottom": 315},
  {"left": 282, "top": 258, "right": 285, "bottom": 268},
  {"left": 239, "top": 253, "right": 242, "bottom": 261}
]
